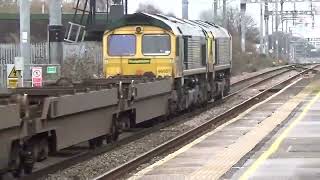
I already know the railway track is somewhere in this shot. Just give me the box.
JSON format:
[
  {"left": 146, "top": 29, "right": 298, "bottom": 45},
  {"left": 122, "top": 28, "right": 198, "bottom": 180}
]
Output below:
[
  {"left": 21, "top": 65, "right": 307, "bottom": 180},
  {"left": 92, "top": 65, "right": 319, "bottom": 180},
  {"left": 230, "top": 67, "right": 292, "bottom": 93}
]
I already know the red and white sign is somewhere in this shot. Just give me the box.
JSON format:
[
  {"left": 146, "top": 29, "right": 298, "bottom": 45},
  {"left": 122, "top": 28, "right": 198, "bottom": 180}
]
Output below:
[{"left": 32, "top": 67, "right": 42, "bottom": 87}]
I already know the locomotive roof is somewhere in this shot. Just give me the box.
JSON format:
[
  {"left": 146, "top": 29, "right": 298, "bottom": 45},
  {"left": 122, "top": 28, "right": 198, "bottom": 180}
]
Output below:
[{"left": 106, "top": 13, "right": 230, "bottom": 39}]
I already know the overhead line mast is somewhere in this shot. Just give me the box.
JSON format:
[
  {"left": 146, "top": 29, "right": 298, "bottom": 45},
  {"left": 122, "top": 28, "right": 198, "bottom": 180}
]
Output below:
[
  {"left": 182, "top": 0, "right": 189, "bottom": 19},
  {"left": 241, "top": 0, "right": 319, "bottom": 60}
]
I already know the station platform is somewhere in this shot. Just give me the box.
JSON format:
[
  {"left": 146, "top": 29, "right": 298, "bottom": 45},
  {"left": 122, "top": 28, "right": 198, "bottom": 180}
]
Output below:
[{"left": 128, "top": 76, "right": 320, "bottom": 180}]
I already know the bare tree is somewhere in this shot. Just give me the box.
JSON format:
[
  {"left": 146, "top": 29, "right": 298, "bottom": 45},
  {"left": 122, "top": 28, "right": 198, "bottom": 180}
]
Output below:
[{"left": 200, "top": 7, "right": 258, "bottom": 43}]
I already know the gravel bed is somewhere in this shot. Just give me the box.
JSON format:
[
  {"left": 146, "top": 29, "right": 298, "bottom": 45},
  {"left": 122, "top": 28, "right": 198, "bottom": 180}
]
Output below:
[
  {"left": 230, "top": 66, "right": 286, "bottom": 84},
  {"left": 45, "top": 70, "right": 299, "bottom": 180},
  {"left": 230, "top": 68, "right": 289, "bottom": 94}
]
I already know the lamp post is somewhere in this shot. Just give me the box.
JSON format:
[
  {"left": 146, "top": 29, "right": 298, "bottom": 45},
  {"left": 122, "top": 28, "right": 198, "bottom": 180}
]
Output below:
[
  {"left": 213, "top": 0, "right": 218, "bottom": 23},
  {"left": 240, "top": 0, "right": 246, "bottom": 53}
]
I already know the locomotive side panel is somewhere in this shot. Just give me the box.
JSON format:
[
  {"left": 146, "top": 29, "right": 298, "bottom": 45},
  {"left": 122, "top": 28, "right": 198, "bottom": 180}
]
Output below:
[
  {"left": 216, "top": 38, "right": 231, "bottom": 66},
  {"left": 184, "top": 36, "right": 206, "bottom": 70}
]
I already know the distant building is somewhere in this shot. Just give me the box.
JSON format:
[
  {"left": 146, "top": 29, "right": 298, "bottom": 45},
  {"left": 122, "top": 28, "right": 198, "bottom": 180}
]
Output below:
[
  {"left": 306, "top": 37, "right": 320, "bottom": 49},
  {"left": 0, "top": 0, "right": 17, "bottom": 3},
  {"left": 291, "top": 25, "right": 320, "bottom": 50},
  {"left": 0, "top": 0, "right": 74, "bottom": 3}
]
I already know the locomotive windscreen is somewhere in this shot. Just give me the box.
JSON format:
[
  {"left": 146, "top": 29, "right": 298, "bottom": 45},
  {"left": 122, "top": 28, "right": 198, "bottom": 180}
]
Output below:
[
  {"left": 142, "top": 34, "right": 171, "bottom": 55},
  {"left": 108, "top": 35, "right": 136, "bottom": 56}
]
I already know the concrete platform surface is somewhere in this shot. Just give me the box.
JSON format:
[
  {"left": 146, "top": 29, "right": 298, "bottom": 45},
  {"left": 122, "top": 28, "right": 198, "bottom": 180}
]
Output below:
[
  {"left": 128, "top": 76, "right": 320, "bottom": 180},
  {"left": 228, "top": 91, "right": 320, "bottom": 180}
]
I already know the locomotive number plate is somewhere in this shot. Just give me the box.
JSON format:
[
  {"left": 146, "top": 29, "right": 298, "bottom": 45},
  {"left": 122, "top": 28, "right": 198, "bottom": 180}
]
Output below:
[{"left": 128, "top": 59, "right": 151, "bottom": 64}]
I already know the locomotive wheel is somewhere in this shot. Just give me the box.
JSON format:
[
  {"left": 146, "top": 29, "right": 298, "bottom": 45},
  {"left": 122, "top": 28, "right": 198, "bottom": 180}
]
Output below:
[
  {"left": 223, "top": 78, "right": 230, "bottom": 96},
  {"left": 214, "top": 91, "right": 223, "bottom": 101}
]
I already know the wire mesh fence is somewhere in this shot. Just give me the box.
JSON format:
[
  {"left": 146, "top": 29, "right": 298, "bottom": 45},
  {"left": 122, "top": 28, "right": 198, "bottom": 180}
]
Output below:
[
  {"left": 0, "top": 42, "right": 103, "bottom": 87},
  {"left": 0, "top": 42, "right": 102, "bottom": 65}
]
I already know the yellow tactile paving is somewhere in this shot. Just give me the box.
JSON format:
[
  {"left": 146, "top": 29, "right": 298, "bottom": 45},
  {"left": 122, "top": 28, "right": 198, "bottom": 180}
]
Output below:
[
  {"left": 129, "top": 77, "right": 318, "bottom": 180},
  {"left": 239, "top": 90, "right": 320, "bottom": 180}
]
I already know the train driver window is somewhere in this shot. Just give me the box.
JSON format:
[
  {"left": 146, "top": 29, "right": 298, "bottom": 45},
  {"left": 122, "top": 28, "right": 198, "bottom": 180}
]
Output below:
[
  {"left": 108, "top": 34, "right": 136, "bottom": 56},
  {"left": 142, "top": 34, "right": 171, "bottom": 56}
]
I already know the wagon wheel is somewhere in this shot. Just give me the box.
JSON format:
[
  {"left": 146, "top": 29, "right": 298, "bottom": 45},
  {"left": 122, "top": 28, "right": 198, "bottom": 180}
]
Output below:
[
  {"left": 106, "top": 120, "right": 119, "bottom": 144},
  {"left": 89, "top": 136, "right": 105, "bottom": 149},
  {"left": 9, "top": 143, "right": 22, "bottom": 178},
  {"left": 37, "top": 139, "right": 49, "bottom": 161},
  {"left": 31, "top": 142, "right": 40, "bottom": 162},
  {"left": 22, "top": 145, "right": 34, "bottom": 175}
]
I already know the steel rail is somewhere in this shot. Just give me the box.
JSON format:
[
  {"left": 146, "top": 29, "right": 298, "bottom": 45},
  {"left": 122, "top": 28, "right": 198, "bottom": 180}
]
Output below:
[
  {"left": 230, "top": 65, "right": 291, "bottom": 87},
  {"left": 22, "top": 65, "right": 307, "bottom": 180},
  {"left": 229, "top": 68, "right": 291, "bottom": 95},
  {"left": 95, "top": 65, "right": 319, "bottom": 180}
]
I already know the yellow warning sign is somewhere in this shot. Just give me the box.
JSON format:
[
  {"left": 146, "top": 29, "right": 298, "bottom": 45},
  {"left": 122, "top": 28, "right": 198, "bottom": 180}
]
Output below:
[
  {"left": 8, "top": 67, "right": 21, "bottom": 78},
  {"left": 8, "top": 79, "right": 18, "bottom": 88},
  {"left": 6, "top": 64, "right": 23, "bottom": 88}
]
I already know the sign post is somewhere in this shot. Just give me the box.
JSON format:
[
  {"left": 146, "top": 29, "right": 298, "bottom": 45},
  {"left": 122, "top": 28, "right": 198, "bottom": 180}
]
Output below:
[
  {"left": 32, "top": 67, "right": 43, "bottom": 87},
  {"left": 14, "top": 57, "right": 24, "bottom": 87}
]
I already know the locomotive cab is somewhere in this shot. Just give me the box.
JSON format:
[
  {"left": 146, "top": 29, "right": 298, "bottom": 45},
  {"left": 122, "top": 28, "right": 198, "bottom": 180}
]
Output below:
[
  {"left": 103, "top": 13, "right": 231, "bottom": 111},
  {"left": 103, "top": 25, "right": 176, "bottom": 78}
]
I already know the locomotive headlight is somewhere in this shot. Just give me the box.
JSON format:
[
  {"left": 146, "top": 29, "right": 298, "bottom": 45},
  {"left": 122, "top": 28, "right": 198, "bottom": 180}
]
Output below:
[{"left": 135, "top": 26, "right": 143, "bottom": 34}]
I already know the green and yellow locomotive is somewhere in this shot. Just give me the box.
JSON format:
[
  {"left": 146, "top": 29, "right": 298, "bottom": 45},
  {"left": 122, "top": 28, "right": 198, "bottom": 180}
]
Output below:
[{"left": 103, "top": 13, "right": 232, "bottom": 111}]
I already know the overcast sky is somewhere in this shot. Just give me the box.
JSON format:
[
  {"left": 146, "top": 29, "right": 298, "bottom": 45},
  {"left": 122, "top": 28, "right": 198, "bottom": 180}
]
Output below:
[
  {"left": 126, "top": 0, "right": 320, "bottom": 37},
  {"left": 127, "top": 0, "right": 240, "bottom": 20}
]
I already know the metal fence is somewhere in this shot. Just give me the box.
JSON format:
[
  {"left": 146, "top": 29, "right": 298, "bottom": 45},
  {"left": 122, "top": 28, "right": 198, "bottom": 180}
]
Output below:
[
  {"left": 0, "top": 65, "right": 5, "bottom": 88},
  {"left": 0, "top": 42, "right": 103, "bottom": 88},
  {"left": 63, "top": 42, "right": 102, "bottom": 65},
  {"left": 0, "top": 43, "right": 48, "bottom": 64},
  {"left": 0, "top": 42, "right": 103, "bottom": 65}
]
